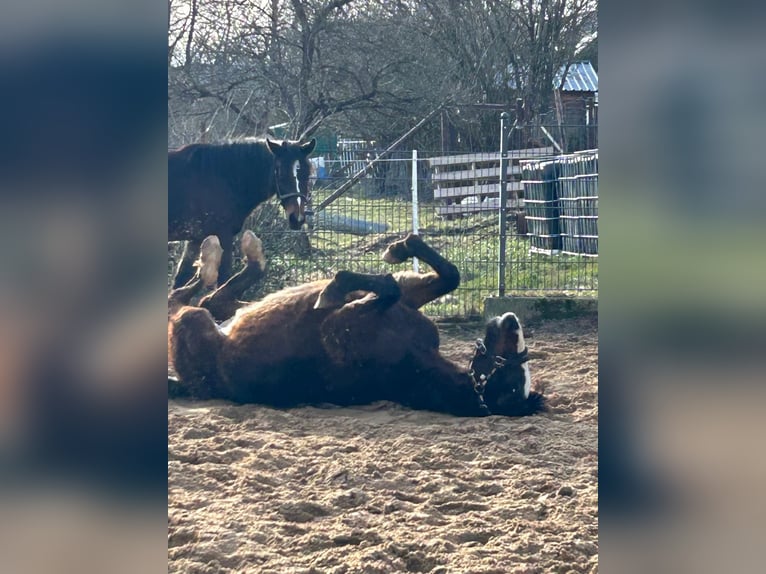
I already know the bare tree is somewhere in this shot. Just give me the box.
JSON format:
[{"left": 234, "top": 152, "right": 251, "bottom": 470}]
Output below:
[
  {"left": 168, "top": 0, "right": 422, "bottom": 143},
  {"left": 408, "top": 0, "right": 595, "bottom": 148},
  {"left": 500, "top": 0, "right": 597, "bottom": 119},
  {"left": 167, "top": 0, "right": 596, "bottom": 148}
]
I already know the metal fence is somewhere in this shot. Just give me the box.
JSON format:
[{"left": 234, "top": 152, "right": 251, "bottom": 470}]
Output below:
[{"left": 200, "top": 143, "right": 599, "bottom": 320}]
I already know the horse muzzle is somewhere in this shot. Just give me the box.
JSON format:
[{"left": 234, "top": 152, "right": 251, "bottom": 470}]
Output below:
[{"left": 288, "top": 211, "right": 305, "bottom": 230}]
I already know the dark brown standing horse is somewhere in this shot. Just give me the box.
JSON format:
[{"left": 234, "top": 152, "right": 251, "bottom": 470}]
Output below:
[
  {"left": 168, "top": 138, "right": 316, "bottom": 288},
  {"left": 168, "top": 233, "right": 545, "bottom": 417}
]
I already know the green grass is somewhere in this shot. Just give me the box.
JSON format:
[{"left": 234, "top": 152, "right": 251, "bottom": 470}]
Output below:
[{"left": 273, "top": 189, "right": 595, "bottom": 317}]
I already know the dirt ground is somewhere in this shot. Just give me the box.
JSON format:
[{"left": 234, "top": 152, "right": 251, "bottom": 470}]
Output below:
[{"left": 168, "top": 316, "right": 598, "bottom": 574}]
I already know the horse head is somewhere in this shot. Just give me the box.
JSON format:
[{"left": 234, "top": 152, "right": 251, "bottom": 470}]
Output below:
[
  {"left": 471, "top": 312, "right": 542, "bottom": 416},
  {"left": 267, "top": 138, "right": 316, "bottom": 230}
]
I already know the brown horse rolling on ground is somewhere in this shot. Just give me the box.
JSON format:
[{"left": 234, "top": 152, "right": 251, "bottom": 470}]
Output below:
[{"left": 168, "top": 233, "right": 545, "bottom": 417}]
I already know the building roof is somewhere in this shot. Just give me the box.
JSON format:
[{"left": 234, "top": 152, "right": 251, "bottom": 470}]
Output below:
[
  {"left": 554, "top": 61, "right": 598, "bottom": 92},
  {"left": 504, "top": 60, "right": 598, "bottom": 93}
]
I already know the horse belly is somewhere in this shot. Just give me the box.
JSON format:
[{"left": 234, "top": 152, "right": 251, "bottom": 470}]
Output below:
[
  {"left": 168, "top": 174, "right": 240, "bottom": 240},
  {"left": 218, "top": 312, "right": 329, "bottom": 405},
  {"left": 219, "top": 351, "right": 324, "bottom": 406}
]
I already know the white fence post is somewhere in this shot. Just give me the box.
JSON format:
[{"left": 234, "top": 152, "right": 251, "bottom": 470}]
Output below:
[
  {"left": 498, "top": 113, "right": 509, "bottom": 296},
  {"left": 412, "top": 150, "right": 420, "bottom": 273}
]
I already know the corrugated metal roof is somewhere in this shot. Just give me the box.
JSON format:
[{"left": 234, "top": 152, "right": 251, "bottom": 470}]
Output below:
[
  {"left": 505, "top": 60, "right": 598, "bottom": 93},
  {"left": 554, "top": 61, "right": 598, "bottom": 92}
]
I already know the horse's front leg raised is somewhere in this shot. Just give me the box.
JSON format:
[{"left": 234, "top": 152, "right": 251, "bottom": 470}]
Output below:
[
  {"left": 314, "top": 270, "right": 401, "bottom": 310},
  {"left": 198, "top": 231, "right": 267, "bottom": 322},
  {"left": 168, "top": 236, "right": 223, "bottom": 317},
  {"left": 384, "top": 233, "right": 460, "bottom": 309}
]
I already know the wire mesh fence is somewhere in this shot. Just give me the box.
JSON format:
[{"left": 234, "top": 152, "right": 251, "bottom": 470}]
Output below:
[{"left": 167, "top": 142, "right": 598, "bottom": 319}]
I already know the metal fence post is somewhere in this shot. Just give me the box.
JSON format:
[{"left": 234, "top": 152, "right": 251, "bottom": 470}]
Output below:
[
  {"left": 411, "top": 149, "right": 420, "bottom": 273},
  {"left": 498, "top": 112, "right": 510, "bottom": 296}
]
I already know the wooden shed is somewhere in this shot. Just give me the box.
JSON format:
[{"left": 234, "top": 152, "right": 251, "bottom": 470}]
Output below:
[
  {"left": 554, "top": 61, "right": 598, "bottom": 152},
  {"left": 504, "top": 60, "right": 598, "bottom": 153}
]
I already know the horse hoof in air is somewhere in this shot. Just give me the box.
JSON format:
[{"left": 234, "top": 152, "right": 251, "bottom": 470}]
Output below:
[
  {"left": 195, "top": 235, "right": 223, "bottom": 288},
  {"left": 241, "top": 231, "right": 265, "bottom": 271}
]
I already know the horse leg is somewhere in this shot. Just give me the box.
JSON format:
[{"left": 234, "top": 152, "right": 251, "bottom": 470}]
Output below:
[
  {"left": 383, "top": 233, "right": 460, "bottom": 309},
  {"left": 168, "top": 236, "right": 223, "bottom": 317},
  {"left": 314, "top": 270, "right": 401, "bottom": 310},
  {"left": 173, "top": 238, "right": 202, "bottom": 289},
  {"left": 216, "top": 231, "right": 235, "bottom": 285},
  {"left": 198, "top": 231, "right": 267, "bottom": 322}
]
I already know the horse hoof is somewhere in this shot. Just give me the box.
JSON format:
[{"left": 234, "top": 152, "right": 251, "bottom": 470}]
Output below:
[
  {"left": 382, "top": 240, "right": 409, "bottom": 264},
  {"left": 241, "top": 230, "right": 265, "bottom": 271},
  {"left": 197, "top": 235, "right": 223, "bottom": 288}
]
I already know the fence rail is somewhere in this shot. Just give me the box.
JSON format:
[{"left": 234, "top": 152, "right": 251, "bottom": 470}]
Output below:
[{"left": 428, "top": 147, "right": 553, "bottom": 220}]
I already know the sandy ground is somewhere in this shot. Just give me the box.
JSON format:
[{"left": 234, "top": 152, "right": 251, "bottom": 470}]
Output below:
[{"left": 168, "top": 316, "right": 598, "bottom": 574}]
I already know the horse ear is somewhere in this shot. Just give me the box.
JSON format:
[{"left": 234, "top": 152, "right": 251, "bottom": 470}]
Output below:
[
  {"left": 267, "top": 139, "right": 282, "bottom": 154},
  {"left": 301, "top": 138, "right": 317, "bottom": 155}
]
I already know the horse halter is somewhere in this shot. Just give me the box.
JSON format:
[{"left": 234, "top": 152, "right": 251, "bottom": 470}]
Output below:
[
  {"left": 467, "top": 338, "right": 530, "bottom": 415},
  {"left": 275, "top": 184, "right": 309, "bottom": 203},
  {"left": 274, "top": 162, "right": 310, "bottom": 204}
]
